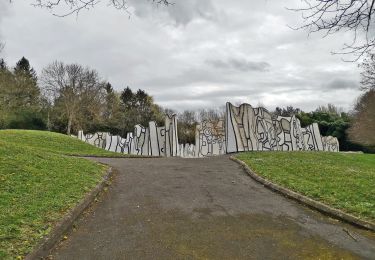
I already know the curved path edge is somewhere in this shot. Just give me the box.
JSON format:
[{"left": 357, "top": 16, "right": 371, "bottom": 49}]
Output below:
[
  {"left": 25, "top": 167, "right": 114, "bottom": 260},
  {"left": 77, "top": 155, "right": 161, "bottom": 159},
  {"left": 229, "top": 156, "right": 375, "bottom": 232}
]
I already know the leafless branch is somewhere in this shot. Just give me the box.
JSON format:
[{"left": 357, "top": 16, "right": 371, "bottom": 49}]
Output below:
[
  {"left": 31, "top": 0, "right": 172, "bottom": 17},
  {"left": 289, "top": 0, "right": 375, "bottom": 60},
  {"left": 359, "top": 53, "right": 375, "bottom": 90}
]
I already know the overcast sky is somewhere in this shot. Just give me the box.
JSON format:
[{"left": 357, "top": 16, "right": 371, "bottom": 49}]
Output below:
[{"left": 0, "top": 0, "right": 363, "bottom": 112}]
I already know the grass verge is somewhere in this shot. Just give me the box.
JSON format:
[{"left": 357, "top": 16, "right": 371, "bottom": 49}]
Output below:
[
  {"left": 0, "top": 130, "right": 116, "bottom": 259},
  {"left": 0, "top": 129, "right": 130, "bottom": 157},
  {"left": 236, "top": 152, "right": 375, "bottom": 222}
]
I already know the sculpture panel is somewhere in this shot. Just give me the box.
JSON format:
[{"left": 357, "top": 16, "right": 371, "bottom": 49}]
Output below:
[
  {"left": 225, "top": 102, "right": 258, "bottom": 153},
  {"left": 195, "top": 120, "right": 226, "bottom": 157},
  {"left": 253, "top": 107, "right": 279, "bottom": 151},
  {"left": 165, "top": 114, "right": 179, "bottom": 157},
  {"left": 302, "top": 123, "right": 324, "bottom": 151},
  {"left": 77, "top": 102, "right": 339, "bottom": 157},
  {"left": 225, "top": 103, "right": 279, "bottom": 153},
  {"left": 134, "top": 125, "right": 149, "bottom": 156},
  {"left": 276, "top": 115, "right": 305, "bottom": 151},
  {"left": 322, "top": 136, "right": 340, "bottom": 152},
  {"left": 149, "top": 121, "right": 165, "bottom": 156}
]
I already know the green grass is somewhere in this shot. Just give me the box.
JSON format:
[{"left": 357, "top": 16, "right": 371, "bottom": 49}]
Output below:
[
  {"left": 0, "top": 130, "right": 120, "bottom": 259},
  {"left": 236, "top": 152, "right": 375, "bottom": 222},
  {"left": 0, "top": 129, "right": 128, "bottom": 157}
]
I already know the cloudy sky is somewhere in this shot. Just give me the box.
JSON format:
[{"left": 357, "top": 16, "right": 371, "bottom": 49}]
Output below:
[{"left": 0, "top": 0, "right": 363, "bottom": 112}]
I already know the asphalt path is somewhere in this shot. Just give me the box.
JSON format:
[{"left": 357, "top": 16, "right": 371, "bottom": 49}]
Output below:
[{"left": 51, "top": 157, "right": 375, "bottom": 259}]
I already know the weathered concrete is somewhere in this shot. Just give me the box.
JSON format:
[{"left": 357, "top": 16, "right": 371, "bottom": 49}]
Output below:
[{"left": 51, "top": 157, "right": 375, "bottom": 259}]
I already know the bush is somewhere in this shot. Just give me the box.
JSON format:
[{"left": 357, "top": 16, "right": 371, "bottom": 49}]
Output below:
[{"left": 6, "top": 110, "right": 46, "bottom": 130}]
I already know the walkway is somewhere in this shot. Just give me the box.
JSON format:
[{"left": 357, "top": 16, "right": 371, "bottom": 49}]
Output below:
[{"left": 51, "top": 157, "right": 375, "bottom": 259}]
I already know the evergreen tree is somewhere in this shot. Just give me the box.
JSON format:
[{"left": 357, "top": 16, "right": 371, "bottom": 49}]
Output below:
[
  {"left": 14, "top": 56, "right": 37, "bottom": 81},
  {"left": 12, "top": 57, "right": 40, "bottom": 108},
  {"left": 120, "top": 86, "right": 134, "bottom": 109},
  {"left": 0, "top": 59, "right": 6, "bottom": 70}
]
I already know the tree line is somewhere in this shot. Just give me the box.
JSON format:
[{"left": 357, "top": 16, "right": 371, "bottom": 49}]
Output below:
[
  {"left": 0, "top": 56, "right": 373, "bottom": 152},
  {"left": 0, "top": 57, "right": 166, "bottom": 136}
]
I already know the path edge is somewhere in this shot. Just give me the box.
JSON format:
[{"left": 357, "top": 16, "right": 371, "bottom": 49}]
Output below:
[
  {"left": 229, "top": 156, "right": 375, "bottom": 232},
  {"left": 25, "top": 167, "right": 114, "bottom": 260},
  {"left": 75, "top": 155, "right": 161, "bottom": 159}
]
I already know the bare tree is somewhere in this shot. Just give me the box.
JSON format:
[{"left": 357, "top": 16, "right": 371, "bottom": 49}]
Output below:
[
  {"left": 41, "top": 61, "right": 105, "bottom": 135},
  {"left": 198, "top": 107, "right": 225, "bottom": 122},
  {"left": 177, "top": 110, "right": 198, "bottom": 144},
  {"left": 347, "top": 89, "right": 375, "bottom": 147},
  {"left": 290, "top": 0, "right": 375, "bottom": 60},
  {"left": 30, "top": 0, "right": 172, "bottom": 17},
  {"left": 0, "top": 42, "right": 4, "bottom": 53},
  {"left": 316, "top": 103, "right": 343, "bottom": 115},
  {"left": 359, "top": 53, "right": 375, "bottom": 90}
]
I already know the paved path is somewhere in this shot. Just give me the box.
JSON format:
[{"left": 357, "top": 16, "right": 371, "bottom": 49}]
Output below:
[{"left": 51, "top": 157, "right": 375, "bottom": 259}]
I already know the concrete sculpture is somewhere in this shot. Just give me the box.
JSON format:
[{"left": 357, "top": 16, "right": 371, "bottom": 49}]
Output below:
[
  {"left": 225, "top": 102, "right": 258, "bottom": 153},
  {"left": 149, "top": 121, "right": 165, "bottom": 156},
  {"left": 78, "top": 114, "right": 180, "bottom": 157},
  {"left": 276, "top": 115, "right": 305, "bottom": 151},
  {"left": 302, "top": 123, "right": 324, "bottom": 151},
  {"left": 225, "top": 103, "right": 279, "bottom": 153},
  {"left": 134, "top": 125, "right": 149, "bottom": 156},
  {"left": 322, "top": 136, "right": 340, "bottom": 152},
  {"left": 104, "top": 133, "right": 119, "bottom": 152},
  {"left": 78, "top": 102, "right": 339, "bottom": 157},
  {"left": 165, "top": 114, "right": 179, "bottom": 157},
  {"left": 253, "top": 107, "right": 279, "bottom": 151},
  {"left": 195, "top": 120, "right": 226, "bottom": 157},
  {"left": 224, "top": 102, "right": 339, "bottom": 154},
  {"left": 184, "top": 143, "right": 196, "bottom": 158}
]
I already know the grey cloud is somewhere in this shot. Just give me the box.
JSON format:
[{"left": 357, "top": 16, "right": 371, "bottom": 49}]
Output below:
[
  {"left": 129, "top": 0, "right": 216, "bottom": 25},
  {"left": 140, "top": 67, "right": 235, "bottom": 88},
  {"left": 0, "top": 1, "right": 11, "bottom": 42},
  {"left": 206, "top": 58, "right": 270, "bottom": 72},
  {"left": 0, "top": 2, "right": 10, "bottom": 22},
  {"left": 166, "top": 0, "right": 216, "bottom": 25},
  {"left": 154, "top": 87, "right": 255, "bottom": 102},
  {"left": 324, "top": 78, "right": 358, "bottom": 90},
  {"left": 1, "top": 0, "right": 362, "bottom": 113}
]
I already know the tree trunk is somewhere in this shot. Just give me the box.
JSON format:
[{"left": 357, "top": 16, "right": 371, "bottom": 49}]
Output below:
[
  {"left": 67, "top": 113, "right": 73, "bottom": 135},
  {"left": 47, "top": 111, "right": 51, "bottom": 131}
]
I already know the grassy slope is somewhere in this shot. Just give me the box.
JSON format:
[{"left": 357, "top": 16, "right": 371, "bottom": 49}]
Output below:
[
  {"left": 236, "top": 152, "right": 375, "bottom": 222},
  {"left": 0, "top": 129, "right": 126, "bottom": 157},
  {"left": 0, "top": 130, "right": 118, "bottom": 259}
]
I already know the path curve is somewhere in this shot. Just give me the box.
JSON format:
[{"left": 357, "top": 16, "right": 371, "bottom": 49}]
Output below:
[{"left": 51, "top": 157, "right": 375, "bottom": 259}]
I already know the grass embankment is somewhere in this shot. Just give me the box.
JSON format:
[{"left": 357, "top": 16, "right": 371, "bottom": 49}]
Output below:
[
  {"left": 0, "top": 130, "right": 118, "bottom": 259},
  {"left": 236, "top": 152, "right": 375, "bottom": 222},
  {"left": 0, "top": 129, "right": 127, "bottom": 157}
]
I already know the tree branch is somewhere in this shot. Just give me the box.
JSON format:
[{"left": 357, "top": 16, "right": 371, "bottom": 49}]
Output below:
[
  {"left": 290, "top": 0, "right": 375, "bottom": 60},
  {"left": 31, "top": 0, "right": 172, "bottom": 17}
]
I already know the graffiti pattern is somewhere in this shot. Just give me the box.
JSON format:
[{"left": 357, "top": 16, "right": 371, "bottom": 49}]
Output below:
[
  {"left": 78, "top": 102, "right": 339, "bottom": 157},
  {"left": 78, "top": 115, "right": 180, "bottom": 157},
  {"left": 253, "top": 107, "right": 279, "bottom": 151},
  {"left": 276, "top": 115, "right": 306, "bottom": 151},
  {"left": 225, "top": 102, "right": 258, "bottom": 153},
  {"left": 225, "top": 103, "right": 279, "bottom": 153},
  {"left": 322, "top": 136, "right": 340, "bottom": 152},
  {"left": 302, "top": 123, "right": 324, "bottom": 151},
  {"left": 165, "top": 114, "right": 179, "bottom": 157},
  {"left": 224, "top": 102, "right": 339, "bottom": 154},
  {"left": 195, "top": 120, "right": 226, "bottom": 157},
  {"left": 134, "top": 124, "right": 149, "bottom": 156}
]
